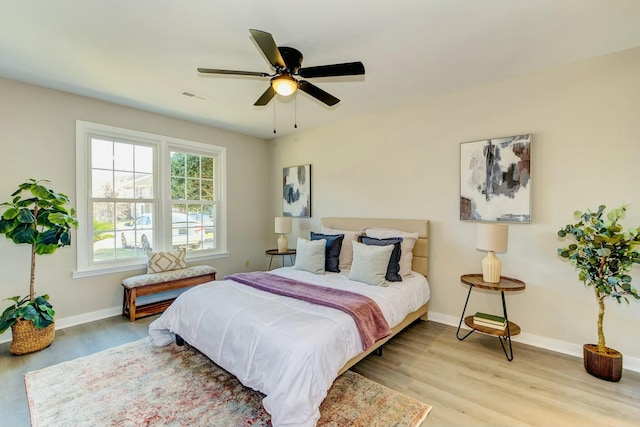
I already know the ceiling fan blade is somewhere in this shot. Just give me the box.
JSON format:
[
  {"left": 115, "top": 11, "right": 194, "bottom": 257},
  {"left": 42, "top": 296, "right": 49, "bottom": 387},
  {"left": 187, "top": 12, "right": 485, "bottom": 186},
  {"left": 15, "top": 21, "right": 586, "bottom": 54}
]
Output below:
[
  {"left": 298, "top": 81, "right": 340, "bottom": 106},
  {"left": 254, "top": 86, "right": 276, "bottom": 106},
  {"left": 298, "top": 61, "right": 365, "bottom": 78},
  {"left": 197, "top": 68, "right": 269, "bottom": 77},
  {"left": 249, "top": 29, "right": 286, "bottom": 69}
]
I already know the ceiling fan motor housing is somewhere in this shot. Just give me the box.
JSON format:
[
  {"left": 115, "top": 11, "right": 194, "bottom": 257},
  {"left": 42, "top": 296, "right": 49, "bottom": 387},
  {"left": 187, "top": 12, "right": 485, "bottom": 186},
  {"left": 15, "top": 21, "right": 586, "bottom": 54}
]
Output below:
[{"left": 278, "top": 47, "right": 303, "bottom": 74}]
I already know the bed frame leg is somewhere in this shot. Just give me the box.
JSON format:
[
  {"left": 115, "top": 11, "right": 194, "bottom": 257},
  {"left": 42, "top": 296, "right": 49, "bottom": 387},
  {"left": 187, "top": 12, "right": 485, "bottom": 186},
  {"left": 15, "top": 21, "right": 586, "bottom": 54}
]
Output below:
[
  {"left": 175, "top": 335, "right": 184, "bottom": 346},
  {"left": 374, "top": 346, "right": 383, "bottom": 357}
]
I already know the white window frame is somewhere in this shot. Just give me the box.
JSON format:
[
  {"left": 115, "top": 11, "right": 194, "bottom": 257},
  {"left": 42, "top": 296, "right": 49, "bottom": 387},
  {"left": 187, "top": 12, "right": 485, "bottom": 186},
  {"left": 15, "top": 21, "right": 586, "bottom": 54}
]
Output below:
[{"left": 74, "top": 121, "right": 228, "bottom": 278}]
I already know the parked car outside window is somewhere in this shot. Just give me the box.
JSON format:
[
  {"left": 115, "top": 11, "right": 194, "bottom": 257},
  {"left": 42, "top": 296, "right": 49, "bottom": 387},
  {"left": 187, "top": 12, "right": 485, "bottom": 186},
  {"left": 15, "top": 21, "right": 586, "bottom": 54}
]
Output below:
[{"left": 120, "top": 212, "right": 202, "bottom": 252}]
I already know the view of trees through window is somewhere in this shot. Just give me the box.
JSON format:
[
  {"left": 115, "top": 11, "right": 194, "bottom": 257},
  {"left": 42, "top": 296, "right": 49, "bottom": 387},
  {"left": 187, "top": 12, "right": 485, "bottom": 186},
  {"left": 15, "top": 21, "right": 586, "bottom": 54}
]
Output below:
[{"left": 170, "top": 150, "right": 217, "bottom": 252}]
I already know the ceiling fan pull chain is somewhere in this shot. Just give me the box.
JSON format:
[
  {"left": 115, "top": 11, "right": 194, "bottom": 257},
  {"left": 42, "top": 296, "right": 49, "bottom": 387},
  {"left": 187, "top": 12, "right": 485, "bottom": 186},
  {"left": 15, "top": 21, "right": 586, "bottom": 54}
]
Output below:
[
  {"left": 273, "top": 101, "right": 277, "bottom": 134},
  {"left": 294, "top": 96, "right": 298, "bottom": 129}
]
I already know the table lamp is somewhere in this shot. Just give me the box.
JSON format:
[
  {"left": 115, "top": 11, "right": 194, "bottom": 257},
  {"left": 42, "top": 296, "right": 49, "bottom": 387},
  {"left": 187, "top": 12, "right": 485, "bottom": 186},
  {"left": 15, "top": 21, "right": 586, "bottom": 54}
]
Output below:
[
  {"left": 274, "top": 216, "right": 292, "bottom": 253},
  {"left": 476, "top": 222, "right": 509, "bottom": 283}
]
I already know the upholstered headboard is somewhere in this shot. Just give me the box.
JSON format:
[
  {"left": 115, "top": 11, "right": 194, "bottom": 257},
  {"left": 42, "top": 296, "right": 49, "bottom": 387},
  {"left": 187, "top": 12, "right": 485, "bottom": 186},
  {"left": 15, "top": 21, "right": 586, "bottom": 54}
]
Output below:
[{"left": 321, "top": 218, "right": 430, "bottom": 279}]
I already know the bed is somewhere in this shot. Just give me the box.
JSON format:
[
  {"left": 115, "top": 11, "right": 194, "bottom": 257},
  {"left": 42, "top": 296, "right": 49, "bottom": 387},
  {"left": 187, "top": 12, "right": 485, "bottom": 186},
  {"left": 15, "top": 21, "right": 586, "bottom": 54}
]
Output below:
[{"left": 149, "top": 217, "right": 430, "bottom": 427}]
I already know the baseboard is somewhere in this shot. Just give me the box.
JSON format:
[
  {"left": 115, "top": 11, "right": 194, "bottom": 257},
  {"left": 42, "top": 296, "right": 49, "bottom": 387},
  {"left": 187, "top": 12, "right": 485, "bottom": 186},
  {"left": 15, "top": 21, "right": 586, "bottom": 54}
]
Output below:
[
  {"left": 427, "top": 311, "right": 640, "bottom": 374},
  {"left": 3, "top": 307, "right": 639, "bottom": 373},
  {"left": 0, "top": 306, "right": 122, "bottom": 345}
]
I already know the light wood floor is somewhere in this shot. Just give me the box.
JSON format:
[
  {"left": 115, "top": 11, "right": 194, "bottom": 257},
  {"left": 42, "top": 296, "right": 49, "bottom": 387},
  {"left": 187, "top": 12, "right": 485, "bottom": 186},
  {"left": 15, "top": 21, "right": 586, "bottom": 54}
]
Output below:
[{"left": 2, "top": 316, "right": 639, "bottom": 427}]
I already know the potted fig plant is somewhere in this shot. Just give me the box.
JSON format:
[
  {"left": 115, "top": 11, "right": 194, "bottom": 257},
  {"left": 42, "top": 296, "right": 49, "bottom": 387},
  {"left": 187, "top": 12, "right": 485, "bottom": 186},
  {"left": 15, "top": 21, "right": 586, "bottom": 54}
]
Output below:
[
  {"left": 0, "top": 179, "right": 78, "bottom": 355},
  {"left": 557, "top": 204, "right": 640, "bottom": 381}
]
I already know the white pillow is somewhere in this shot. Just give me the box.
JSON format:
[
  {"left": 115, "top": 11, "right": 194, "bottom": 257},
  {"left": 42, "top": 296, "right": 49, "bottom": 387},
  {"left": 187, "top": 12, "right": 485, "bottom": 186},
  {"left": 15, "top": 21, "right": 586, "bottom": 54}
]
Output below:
[
  {"left": 293, "top": 237, "right": 326, "bottom": 274},
  {"left": 348, "top": 241, "right": 393, "bottom": 286},
  {"left": 364, "top": 228, "right": 419, "bottom": 277},
  {"left": 321, "top": 226, "right": 363, "bottom": 270}
]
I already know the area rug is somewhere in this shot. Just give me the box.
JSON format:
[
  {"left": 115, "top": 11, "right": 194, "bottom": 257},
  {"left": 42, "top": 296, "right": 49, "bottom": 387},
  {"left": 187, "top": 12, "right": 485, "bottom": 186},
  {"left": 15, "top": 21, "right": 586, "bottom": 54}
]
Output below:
[{"left": 25, "top": 337, "right": 432, "bottom": 427}]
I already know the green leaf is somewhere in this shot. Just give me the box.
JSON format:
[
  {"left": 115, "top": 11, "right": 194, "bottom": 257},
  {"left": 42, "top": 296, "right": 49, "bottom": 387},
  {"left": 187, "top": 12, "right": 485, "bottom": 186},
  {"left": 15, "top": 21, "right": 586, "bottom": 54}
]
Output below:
[
  {"left": 0, "top": 317, "right": 16, "bottom": 333},
  {"left": 2, "top": 207, "right": 19, "bottom": 220},
  {"left": 36, "top": 199, "right": 53, "bottom": 209},
  {"left": 37, "top": 228, "right": 60, "bottom": 246},
  {"left": 19, "top": 304, "right": 38, "bottom": 321},
  {"left": 35, "top": 243, "right": 58, "bottom": 255},
  {"left": 0, "top": 217, "right": 15, "bottom": 234},
  {"left": 33, "top": 295, "right": 51, "bottom": 306},
  {"left": 31, "top": 316, "right": 53, "bottom": 329},
  {"left": 7, "top": 223, "right": 37, "bottom": 244},
  {"left": 47, "top": 212, "right": 67, "bottom": 225},
  {"left": 60, "top": 231, "right": 71, "bottom": 246},
  {"left": 31, "top": 184, "right": 52, "bottom": 199},
  {"left": 17, "top": 208, "right": 35, "bottom": 224}
]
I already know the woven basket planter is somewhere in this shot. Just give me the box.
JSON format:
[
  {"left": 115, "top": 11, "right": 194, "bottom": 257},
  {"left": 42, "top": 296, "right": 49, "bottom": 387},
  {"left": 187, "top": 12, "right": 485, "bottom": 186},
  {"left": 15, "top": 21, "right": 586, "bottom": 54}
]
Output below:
[{"left": 10, "top": 318, "right": 55, "bottom": 355}]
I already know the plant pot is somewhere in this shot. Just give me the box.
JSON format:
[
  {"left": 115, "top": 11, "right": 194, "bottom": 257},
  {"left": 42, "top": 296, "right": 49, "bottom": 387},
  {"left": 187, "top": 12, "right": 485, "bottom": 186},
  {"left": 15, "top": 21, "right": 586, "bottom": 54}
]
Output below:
[
  {"left": 9, "top": 318, "right": 55, "bottom": 355},
  {"left": 583, "top": 344, "right": 622, "bottom": 382}
]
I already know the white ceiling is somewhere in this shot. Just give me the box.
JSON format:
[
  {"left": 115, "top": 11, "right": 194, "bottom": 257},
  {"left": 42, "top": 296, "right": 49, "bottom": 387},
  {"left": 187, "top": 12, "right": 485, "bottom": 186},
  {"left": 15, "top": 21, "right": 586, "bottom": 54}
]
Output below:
[{"left": 1, "top": 1, "right": 639, "bottom": 140}]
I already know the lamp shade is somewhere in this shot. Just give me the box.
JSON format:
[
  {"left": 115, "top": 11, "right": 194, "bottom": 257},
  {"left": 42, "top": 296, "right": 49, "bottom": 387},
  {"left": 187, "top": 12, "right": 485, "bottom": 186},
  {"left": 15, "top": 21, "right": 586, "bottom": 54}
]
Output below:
[
  {"left": 274, "top": 216, "right": 292, "bottom": 234},
  {"left": 476, "top": 223, "right": 509, "bottom": 253},
  {"left": 271, "top": 75, "right": 298, "bottom": 96}
]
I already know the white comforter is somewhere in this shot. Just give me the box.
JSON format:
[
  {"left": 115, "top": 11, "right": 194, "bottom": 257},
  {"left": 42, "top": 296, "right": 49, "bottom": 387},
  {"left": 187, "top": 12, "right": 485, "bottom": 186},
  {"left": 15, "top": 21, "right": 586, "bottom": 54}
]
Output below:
[{"left": 148, "top": 267, "right": 430, "bottom": 427}]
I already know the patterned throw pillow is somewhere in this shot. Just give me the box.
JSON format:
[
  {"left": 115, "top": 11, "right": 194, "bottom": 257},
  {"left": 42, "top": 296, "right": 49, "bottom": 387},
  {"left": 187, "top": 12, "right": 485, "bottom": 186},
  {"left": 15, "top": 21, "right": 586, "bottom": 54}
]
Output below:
[{"left": 147, "top": 249, "right": 188, "bottom": 274}]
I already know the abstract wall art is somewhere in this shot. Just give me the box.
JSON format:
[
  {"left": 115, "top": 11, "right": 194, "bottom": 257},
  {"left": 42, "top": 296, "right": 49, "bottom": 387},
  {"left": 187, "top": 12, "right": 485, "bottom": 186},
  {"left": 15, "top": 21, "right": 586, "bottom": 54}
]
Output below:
[
  {"left": 460, "top": 134, "right": 531, "bottom": 223},
  {"left": 283, "top": 164, "right": 311, "bottom": 217}
]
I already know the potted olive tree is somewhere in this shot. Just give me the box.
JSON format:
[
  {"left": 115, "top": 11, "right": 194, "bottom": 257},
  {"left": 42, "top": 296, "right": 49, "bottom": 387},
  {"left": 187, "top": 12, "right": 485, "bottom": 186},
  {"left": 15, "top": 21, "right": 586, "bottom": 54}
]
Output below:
[
  {"left": 0, "top": 179, "right": 78, "bottom": 355},
  {"left": 557, "top": 205, "right": 640, "bottom": 381}
]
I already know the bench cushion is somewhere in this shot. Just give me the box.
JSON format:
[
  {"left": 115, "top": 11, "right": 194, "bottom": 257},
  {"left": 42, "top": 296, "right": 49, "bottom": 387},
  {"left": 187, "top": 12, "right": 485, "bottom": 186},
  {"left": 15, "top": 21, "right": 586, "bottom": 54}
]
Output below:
[{"left": 122, "top": 265, "right": 217, "bottom": 289}]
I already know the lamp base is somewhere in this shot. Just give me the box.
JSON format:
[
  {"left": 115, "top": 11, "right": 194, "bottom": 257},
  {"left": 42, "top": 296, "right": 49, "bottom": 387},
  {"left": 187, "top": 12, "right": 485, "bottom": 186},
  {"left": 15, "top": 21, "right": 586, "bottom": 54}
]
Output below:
[
  {"left": 277, "top": 234, "right": 288, "bottom": 253},
  {"left": 482, "top": 251, "right": 502, "bottom": 283}
]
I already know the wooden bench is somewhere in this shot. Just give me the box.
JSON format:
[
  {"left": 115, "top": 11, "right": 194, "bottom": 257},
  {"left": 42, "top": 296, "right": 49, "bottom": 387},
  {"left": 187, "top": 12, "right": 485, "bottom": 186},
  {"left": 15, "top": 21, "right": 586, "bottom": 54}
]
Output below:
[{"left": 121, "top": 265, "right": 216, "bottom": 321}]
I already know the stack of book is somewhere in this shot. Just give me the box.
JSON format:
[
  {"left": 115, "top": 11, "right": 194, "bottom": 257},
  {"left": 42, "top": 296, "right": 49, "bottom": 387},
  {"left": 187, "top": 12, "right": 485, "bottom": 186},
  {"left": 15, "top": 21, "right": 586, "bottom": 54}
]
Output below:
[{"left": 473, "top": 312, "right": 506, "bottom": 330}]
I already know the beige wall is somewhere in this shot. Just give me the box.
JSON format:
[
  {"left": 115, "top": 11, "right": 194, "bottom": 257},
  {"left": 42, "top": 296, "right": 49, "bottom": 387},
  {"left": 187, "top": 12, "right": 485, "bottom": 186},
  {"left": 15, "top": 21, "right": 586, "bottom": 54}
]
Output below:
[
  {"left": 269, "top": 47, "right": 640, "bottom": 367},
  {"left": 0, "top": 77, "right": 271, "bottom": 335}
]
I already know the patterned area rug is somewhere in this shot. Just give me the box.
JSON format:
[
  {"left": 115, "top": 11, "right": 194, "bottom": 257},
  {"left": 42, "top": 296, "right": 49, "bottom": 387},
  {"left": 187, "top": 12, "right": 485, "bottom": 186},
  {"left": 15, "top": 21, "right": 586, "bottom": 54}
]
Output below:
[{"left": 25, "top": 337, "right": 432, "bottom": 427}]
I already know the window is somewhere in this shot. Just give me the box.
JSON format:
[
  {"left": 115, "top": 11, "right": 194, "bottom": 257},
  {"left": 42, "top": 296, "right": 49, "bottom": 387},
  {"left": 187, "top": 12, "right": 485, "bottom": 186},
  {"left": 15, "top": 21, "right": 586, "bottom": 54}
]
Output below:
[
  {"left": 75, "top": 121, "right": 227, "bottom": 277},
  {"left": 169, "top": 150, "right": 217, "bottom": 251}
]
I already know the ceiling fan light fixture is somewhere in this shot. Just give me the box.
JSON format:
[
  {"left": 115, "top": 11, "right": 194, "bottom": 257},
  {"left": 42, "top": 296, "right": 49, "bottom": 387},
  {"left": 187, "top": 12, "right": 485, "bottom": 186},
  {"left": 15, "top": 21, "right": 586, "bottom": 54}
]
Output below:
[{"left": 271, "top": 74, "right": 298, "bottom": 96}]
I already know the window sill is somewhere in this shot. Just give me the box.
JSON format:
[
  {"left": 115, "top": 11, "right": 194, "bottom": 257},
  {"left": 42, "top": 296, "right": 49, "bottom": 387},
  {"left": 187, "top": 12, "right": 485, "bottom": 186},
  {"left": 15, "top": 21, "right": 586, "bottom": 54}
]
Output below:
[{"left": 73, "top": 251, "right": 229, "bottom": 278}]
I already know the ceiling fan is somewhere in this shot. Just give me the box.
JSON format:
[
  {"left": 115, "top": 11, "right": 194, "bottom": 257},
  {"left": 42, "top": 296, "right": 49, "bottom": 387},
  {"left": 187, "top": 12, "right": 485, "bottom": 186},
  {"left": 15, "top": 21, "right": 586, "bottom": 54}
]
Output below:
[{"left": 197, "top": 29, "right": 365, "bottom": 107}]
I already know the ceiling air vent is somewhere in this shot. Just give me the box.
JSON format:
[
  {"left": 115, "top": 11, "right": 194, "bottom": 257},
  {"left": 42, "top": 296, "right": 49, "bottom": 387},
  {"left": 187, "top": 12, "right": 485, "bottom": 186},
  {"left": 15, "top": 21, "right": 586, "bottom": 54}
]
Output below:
[{"left": 181, "top": 90, "right": 209, "bottom": 101}]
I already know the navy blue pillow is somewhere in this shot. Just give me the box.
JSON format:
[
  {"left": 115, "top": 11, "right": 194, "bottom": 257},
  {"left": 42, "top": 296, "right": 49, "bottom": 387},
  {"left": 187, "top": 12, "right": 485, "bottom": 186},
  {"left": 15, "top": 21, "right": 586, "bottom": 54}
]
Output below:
[
  {"left": 359, "top": 235, "right": 403, "bottom": 282},
  {"left": 310, "top": 232, "right": 344, "bottom": 273}
]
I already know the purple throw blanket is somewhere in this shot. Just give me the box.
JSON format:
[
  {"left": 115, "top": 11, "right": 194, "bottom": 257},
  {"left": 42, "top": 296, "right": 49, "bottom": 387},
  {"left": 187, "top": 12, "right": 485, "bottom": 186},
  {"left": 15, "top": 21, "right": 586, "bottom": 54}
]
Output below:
[{"left": 226, "top": 272, "right": 391, "bottom": 349}]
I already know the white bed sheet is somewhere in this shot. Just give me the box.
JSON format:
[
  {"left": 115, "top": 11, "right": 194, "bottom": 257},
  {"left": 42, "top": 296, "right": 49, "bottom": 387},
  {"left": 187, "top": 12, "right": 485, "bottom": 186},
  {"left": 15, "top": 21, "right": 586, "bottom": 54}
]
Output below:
[{"left": 149, "top": 267, "right": 430, "bottom": 427}]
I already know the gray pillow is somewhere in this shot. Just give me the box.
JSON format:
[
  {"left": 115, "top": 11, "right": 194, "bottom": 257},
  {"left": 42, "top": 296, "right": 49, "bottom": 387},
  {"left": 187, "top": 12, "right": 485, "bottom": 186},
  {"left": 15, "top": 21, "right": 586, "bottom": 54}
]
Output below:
[
  {"left": 359, "top": 236, "right": 403, "bottom": 282},
  {"left": 293, "top": 237, "right": 326, "bottom": 274},
  {"left": 348, "top": 241, "right": 393, "bottom": 286}
]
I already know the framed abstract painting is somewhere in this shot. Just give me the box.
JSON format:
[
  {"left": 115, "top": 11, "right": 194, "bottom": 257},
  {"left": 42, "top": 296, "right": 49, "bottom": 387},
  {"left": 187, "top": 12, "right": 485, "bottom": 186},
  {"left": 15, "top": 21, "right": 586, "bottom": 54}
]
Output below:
[
  {"left": 283, "top": 164, "right": 311, "bottom": 217},
  {"left": 460, "top": 134, "right": 531, "bottom": 223}
]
